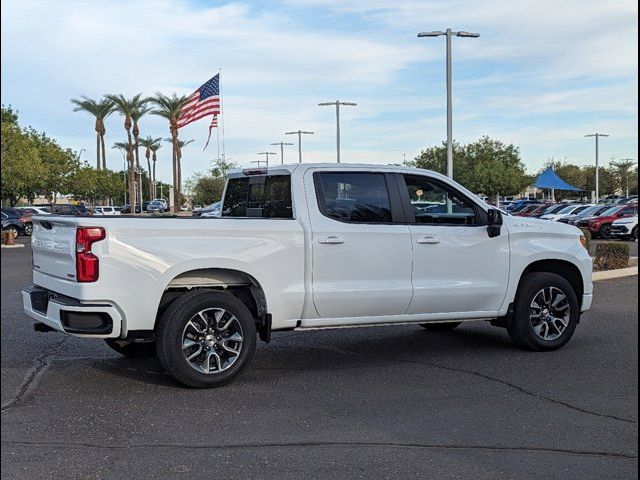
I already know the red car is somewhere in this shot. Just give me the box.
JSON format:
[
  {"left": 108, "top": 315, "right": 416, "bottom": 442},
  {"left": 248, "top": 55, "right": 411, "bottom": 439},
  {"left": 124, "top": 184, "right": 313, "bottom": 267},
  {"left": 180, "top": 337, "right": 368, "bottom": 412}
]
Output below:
[
  {"left": 578, "top": 205, "right": 638, "bottom": 238},
  {"left": 516, "top": 204, "right": 555, "bottom": 218}
]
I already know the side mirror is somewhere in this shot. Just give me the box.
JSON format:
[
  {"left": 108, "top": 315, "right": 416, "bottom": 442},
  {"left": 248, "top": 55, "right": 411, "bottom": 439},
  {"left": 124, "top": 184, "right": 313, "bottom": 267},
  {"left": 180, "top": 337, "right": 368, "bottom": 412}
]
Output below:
[{"left": 487, "top": 209, "right": 503, "bottom": 238}]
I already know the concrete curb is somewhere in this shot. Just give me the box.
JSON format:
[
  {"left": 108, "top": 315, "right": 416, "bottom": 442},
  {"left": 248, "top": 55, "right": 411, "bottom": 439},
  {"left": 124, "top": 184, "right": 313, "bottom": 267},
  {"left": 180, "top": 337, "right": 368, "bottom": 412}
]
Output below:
[{"left": 593, "top": 267, "right": 638, "bottom": 282}]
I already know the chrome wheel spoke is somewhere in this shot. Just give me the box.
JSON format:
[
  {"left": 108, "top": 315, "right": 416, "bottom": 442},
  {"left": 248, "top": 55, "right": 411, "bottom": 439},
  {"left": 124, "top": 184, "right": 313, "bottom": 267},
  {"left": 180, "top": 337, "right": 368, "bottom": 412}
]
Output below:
[
  {"left": 529, "top": 287, "right": 571, "bottom": 342},
  {"left": 182, "top": 307, "right": 243, "bottom": 375}
]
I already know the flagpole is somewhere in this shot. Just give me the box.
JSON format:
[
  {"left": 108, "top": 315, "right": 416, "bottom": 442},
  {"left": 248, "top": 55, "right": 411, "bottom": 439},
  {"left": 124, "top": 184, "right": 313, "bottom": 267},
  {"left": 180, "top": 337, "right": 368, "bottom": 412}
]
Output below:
[{"left": 219, "top": 67, "right": 226, "bottom": 160}]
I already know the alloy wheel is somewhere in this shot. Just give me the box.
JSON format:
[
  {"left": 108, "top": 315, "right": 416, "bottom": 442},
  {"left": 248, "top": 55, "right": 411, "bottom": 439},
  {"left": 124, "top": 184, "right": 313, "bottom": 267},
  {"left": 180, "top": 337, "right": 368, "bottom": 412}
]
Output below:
[
  {"left": 529, "top": 287, "right": 571, "bottom": 341},
  {"left": 181, "top": 308, "right": 244, "bottom": 374}
]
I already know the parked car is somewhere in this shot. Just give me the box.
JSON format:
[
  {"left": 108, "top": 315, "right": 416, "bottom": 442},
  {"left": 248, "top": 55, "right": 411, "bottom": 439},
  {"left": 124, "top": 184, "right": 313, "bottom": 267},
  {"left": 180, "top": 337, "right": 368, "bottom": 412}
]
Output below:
[
  {"left": 1, "top": 210, "right": 28, "bottom": 237},
  {"left": 146, "top": 201, "right": 166, "bottom": 213},
  {"left": 578, "top": 205, "right": 638, "bottom": 238},
  {"left": 19, "top": 206, "right": 51, "bottom": 215},
  {"left": 24, "top": 164, "right": 593, "bottom": 388},
  {"left": 194, "top": 202, "right": 221, "bottom": 217},
  {"left": 200, "top": 202, "right": 222, "bottom": 218},
  {"left": 619, "top": 196, "right": 638, "bottom": 205},
  {"left": 121, "top": 204, "right": 142, "bottom": 214},
  {"left": 559, "top": 205, "right": 610, "bottom": 225},
  {"left": 50, "top": 204, "right": 92, "bottom": 216},
  {"left": 152, "top": 199, "right": 168, "bottom": 209},
  {"left": 540, "top": 204, "right": 593, "bottom": 222},
  {"left": 610, "top": 215, "right": 638, "bottom": 241},
  {"left": 516, "top": 204, "right": 557, "bottom": 218},
  {"left": 507, "top": 199, "right": 542, "bottom": 213},
  {"left": 94, "top": 206, "right": 121, "bottom": 216}
]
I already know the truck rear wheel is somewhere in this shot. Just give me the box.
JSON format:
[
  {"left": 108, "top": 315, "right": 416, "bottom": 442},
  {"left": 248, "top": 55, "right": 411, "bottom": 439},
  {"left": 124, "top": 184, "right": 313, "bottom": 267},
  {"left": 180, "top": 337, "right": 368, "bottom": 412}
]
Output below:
[
  {"left": 156, "top": 290, "right": 256, "bottom": 388},
  {"left": 507, "top": 272, "right": 579, "bottom": 351},
  {"left": 419, "top": 322, "right": 461, "bottom": 331}
]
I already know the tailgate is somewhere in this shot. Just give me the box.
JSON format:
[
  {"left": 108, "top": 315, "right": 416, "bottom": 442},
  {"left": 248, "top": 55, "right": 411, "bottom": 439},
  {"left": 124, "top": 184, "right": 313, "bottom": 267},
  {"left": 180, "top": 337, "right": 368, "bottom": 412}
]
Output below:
[{"left": 31, "top": 217, "right": 78, "bottom": 281}]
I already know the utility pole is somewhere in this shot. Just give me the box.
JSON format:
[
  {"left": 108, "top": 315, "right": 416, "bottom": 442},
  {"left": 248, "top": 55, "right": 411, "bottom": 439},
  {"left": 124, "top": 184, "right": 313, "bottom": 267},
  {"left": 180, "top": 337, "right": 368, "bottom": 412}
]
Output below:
[
  {"left": 270, "top": 142, "right": 294, "bottom": 165},
  {"left": 285, "top": 130, "right": 314, "bottom": 163},
  {"left": 318, "top": 100, "right": 357, "bottom": 163},
  {"left": 256, "top": 152, "right": 277, "bottom": 167},
  {"left": 418, "top": 29, "right": 480, "bottom": 178},
  {"left": 585, "top": 133, "right": 609, "bottom": 202}
]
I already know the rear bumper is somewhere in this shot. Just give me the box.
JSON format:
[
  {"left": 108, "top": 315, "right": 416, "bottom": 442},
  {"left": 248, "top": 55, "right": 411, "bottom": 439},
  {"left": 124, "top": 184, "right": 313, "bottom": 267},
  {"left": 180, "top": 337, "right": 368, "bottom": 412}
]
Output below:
[{"left": 22, "top": 286, "right": 122, "bottom": 338}]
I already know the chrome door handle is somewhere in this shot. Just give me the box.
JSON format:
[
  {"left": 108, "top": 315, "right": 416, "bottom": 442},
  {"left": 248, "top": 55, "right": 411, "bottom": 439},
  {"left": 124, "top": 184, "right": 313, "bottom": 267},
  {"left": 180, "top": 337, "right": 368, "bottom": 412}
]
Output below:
[
  {"left": 318, "top": 235, "right": 345, "bottom": 245},
  {"left": 416, "top": 235, "right": 440, "bottom": 244}
]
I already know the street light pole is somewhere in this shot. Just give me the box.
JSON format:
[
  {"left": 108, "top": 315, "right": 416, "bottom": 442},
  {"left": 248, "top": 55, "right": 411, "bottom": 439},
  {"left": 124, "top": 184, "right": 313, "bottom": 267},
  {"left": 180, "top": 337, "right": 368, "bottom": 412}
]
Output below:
[
  {"left": 585, "top": 133, "right": 610, "bottom": 202},
  {"left": 417, "top": 29, "right": 480, "bottom": 178},
  {"left": 256, "top": 152, "right": 278, "bottom": 166},
  {"left": 318, "top": 100, "right": 357, "bottom": 163},
  {"left": 270, "top": 142, "right": 294, "bottom": 165},
  {"left": 285, "top": 130, "right": 314, "bottom": 163}
]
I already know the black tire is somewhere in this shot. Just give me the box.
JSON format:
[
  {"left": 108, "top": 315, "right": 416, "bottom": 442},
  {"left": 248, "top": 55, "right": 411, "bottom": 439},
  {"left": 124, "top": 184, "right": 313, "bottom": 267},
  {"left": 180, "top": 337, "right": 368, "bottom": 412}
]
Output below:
[
  {"left": 599, "top": 224, "right": 613, "bottom": 239},
  {"left": 507, "top": 272, "right": 579, "bottom": 351},
  {"left": 24, "top": 222, "right": 33, "bottom": 236},
  {"left": 632, "top": 227, "right": 638, "bottom": 241},
  {"left": 105, "top": 339, "right": 157, "bottom": 358},
  {"left": 419, "top": 322, "right": 462, "bottom": 331},
  {"left": 156, "top": 290, "right": 257, "bottom": 388}
]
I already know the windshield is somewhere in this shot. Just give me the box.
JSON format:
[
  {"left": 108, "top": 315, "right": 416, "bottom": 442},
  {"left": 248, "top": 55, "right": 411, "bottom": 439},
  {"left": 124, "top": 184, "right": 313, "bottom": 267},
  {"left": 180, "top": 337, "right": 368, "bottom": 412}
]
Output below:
[
  {"left": 557, "top": 206, "right": 576, "bottom": 214},
  {"left": 601, "top": 206, "right": 620, "bottom": 216}
]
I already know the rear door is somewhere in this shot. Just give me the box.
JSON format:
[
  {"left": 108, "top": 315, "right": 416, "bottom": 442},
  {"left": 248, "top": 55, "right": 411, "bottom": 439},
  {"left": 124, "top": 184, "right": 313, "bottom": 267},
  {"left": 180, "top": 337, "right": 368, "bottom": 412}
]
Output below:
[
  {"left": 398, "top": 174, "right": 510, "bottom": 315},
  {"left": 31, "top": 218, "right": 79, "bottom": 281},
  {"left": 307, "top": 170, "right": 413, "bottom": 319}
]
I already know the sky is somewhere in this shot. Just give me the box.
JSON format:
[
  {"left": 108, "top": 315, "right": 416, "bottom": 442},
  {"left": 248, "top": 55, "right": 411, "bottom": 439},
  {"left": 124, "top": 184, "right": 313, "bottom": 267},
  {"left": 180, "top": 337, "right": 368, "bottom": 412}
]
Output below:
[{"left": 1, "top": 0, "right": 638, "bottom": 185}]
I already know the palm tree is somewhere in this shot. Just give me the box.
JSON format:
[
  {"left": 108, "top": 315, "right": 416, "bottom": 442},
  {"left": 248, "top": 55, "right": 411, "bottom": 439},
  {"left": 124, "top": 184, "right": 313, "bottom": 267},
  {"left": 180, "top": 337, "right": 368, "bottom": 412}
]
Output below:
[
  {"left": 166, "top": 138, "right": 195, "bottom": 199},
  {"left": 148, "top": 93, "right": 190, "bottom": 212},
  {"left": 70, "top": 96, "right": 114, "bottom": 169},
  {"left": 131, "top": 104, "right": 152, "bottom": 204},
  {"left": 139, "top": 136, "right": 162, "bottom": 199},
  {"left": 112, "top": 142, "right": 130, "bottom": 204},
  {"left": 105, "top": 94, "right": 146, "bottom": 212},
  {"left": 149, "top": 142, "right": 163, "bottom": 198}
]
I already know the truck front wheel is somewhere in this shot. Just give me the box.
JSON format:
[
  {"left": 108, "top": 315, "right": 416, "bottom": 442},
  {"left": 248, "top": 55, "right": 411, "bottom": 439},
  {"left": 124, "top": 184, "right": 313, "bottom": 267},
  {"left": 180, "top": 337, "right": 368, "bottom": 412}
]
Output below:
[
  {"left": 156, "top": 290, "right": 257, "bottom": 388},
  {"left": 507, "top": 272, "right": 579, "bottom": 351}
]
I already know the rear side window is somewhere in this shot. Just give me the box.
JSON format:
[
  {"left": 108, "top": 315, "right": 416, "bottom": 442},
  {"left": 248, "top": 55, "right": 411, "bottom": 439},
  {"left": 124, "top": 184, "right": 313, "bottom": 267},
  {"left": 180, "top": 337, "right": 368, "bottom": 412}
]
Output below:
[
  {"left": 222, "top": 175, "right": 293, "bottom": 218},
  {"left": 316, "top": 172, "right": 393, "bottom": 223}
]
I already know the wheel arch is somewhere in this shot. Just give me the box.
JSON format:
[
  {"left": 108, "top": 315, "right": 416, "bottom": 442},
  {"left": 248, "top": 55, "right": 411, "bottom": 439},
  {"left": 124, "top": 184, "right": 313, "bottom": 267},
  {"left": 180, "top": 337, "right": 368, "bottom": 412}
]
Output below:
[
  {"left": 519, "top": 259, "right": 584, "bottom": 305},
  {"left": 156, "top": 268, "right": 270, "bottom": 342}
]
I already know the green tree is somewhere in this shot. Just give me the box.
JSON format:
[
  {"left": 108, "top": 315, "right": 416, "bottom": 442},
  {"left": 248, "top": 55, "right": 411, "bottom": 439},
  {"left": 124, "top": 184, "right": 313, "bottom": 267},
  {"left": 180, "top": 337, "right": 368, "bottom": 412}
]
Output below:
[
  {"left": 149, "top": 142, "right": 163, "bottom": 198},
  {"left": 70, "top": 96, "right": 114, "bottom": 170},
  {"left": 185, "top": 158, "right": 238, "bottom": 207},
  {"left": 407, "top": 136, "right": 529, "bottom": 197},
  {"left": 1, "top": 121, "right": 45, "bottom": 206},
  {"left": 148, "top": 93, "right": 190, "bottom": 211},
  {"left": 610, "top": 159, "right": 638, "bottom": 197}
]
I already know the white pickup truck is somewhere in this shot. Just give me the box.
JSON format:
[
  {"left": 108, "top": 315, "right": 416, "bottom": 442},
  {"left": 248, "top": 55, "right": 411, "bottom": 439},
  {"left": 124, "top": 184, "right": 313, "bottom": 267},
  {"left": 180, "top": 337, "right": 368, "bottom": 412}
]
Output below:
[{"left": 23, "top": 164, "right": 593, "bottom": 388}]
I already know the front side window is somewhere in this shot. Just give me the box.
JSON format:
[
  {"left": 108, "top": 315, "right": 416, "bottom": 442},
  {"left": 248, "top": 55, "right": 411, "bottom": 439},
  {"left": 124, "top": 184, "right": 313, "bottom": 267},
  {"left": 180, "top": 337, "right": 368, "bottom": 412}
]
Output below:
[
  {"left": 222, "top": 175, "right": 293, "bottom": 218},
  {"left": 403, "top": 175, "right": 478, "bottom": 225},
  {"left": 316, "top": 172, "right": 393, "bottom": 223}
]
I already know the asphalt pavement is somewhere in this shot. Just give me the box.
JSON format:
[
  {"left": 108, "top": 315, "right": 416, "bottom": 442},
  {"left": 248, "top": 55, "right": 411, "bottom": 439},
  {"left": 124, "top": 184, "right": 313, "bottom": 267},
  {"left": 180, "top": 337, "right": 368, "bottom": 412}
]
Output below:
[{"left": 1, "top": 241, "right": 638, "bottom": 479}]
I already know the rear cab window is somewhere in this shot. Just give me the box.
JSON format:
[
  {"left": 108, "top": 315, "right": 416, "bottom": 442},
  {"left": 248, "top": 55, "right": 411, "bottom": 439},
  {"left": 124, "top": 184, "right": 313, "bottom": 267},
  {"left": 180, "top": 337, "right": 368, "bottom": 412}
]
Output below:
[{"left": 222, "top": 174, "right": 293, "bottom": 218}]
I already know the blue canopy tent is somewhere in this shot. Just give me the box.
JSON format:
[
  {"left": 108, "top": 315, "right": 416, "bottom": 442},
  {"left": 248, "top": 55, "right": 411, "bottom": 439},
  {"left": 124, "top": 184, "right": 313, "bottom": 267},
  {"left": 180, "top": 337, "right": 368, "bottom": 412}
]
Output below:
[{"left": 534, "top": 167, "right": 582, "bottom": 191}]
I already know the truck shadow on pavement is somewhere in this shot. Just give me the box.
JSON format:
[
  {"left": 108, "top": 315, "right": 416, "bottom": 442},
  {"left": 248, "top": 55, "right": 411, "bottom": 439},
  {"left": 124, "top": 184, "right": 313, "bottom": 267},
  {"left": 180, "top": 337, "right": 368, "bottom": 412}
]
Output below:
[{"left": 86, "top": 324, "right": 520, "bottom": 388}]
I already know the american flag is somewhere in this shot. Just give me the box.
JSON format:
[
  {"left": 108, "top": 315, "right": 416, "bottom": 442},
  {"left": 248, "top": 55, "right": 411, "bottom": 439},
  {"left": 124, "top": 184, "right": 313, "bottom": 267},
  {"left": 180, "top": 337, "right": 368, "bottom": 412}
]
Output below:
[
  {"left": 177, "top": 74, "right": 221, "bottom": 129},
  {"left": 203, "top": 115, "right": 218, "bottom": 150}
]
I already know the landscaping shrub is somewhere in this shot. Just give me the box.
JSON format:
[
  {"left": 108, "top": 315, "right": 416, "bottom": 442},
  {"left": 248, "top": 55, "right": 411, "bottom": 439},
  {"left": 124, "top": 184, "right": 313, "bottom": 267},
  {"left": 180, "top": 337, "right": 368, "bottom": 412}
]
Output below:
[{"left": 594, "top": 242, "right": 630, "bottom": 271}]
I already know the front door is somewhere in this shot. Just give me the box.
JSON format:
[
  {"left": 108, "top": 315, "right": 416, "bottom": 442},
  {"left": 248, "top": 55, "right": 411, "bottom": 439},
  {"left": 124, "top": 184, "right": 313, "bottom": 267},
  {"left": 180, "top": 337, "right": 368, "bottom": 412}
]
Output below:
[
  {"left": 307, "top": 170, "right": 413, "bottom": 319},
  {"left": 398, "top": 174, "right": 510, "bottom": 316}
]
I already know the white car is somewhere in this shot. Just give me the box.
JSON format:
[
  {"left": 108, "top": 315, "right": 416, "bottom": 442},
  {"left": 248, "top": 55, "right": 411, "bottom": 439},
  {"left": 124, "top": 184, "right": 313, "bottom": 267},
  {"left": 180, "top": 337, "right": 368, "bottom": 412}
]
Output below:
[
  {"left": 540, "top": 204, "right": 593, "bottom": 221},
  {"left": 94, "top": 206, "right": 121, "bottom": 216},
  {"left": 23, "top": 164, "right": 593, "bottom": 388},
  {"left": 610, "top": 216, "right": 638, "bottom": 240}
]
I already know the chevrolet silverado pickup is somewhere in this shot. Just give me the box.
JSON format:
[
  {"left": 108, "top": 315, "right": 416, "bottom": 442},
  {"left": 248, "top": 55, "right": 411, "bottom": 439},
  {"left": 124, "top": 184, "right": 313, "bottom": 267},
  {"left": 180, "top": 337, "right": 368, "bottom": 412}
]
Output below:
[{"left": 23, "top": 164, "right": 593, "bottom": 388}]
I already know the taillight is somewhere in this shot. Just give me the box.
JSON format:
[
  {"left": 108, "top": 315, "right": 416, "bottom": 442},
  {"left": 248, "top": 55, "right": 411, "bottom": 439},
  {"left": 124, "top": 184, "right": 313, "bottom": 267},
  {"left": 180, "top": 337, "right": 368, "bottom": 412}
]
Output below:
[{"left": 76, "top": 227, "right": 106, "bottom": 282}]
